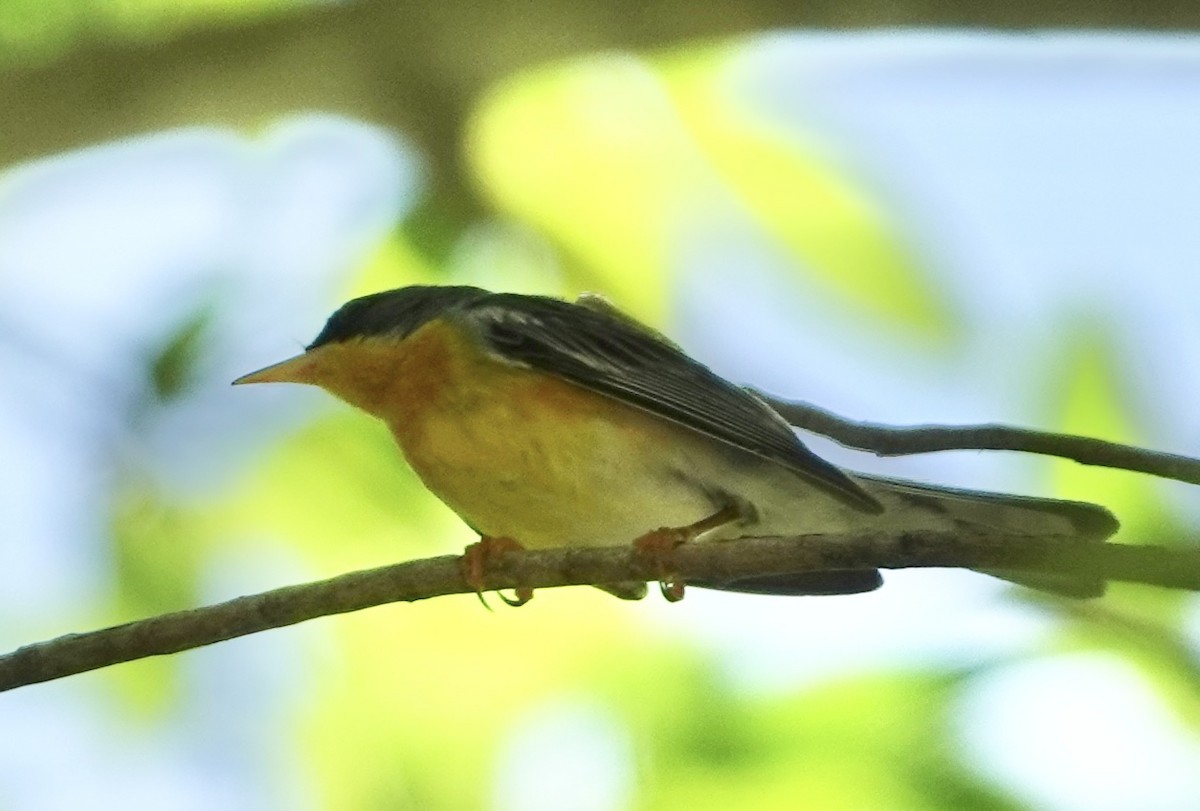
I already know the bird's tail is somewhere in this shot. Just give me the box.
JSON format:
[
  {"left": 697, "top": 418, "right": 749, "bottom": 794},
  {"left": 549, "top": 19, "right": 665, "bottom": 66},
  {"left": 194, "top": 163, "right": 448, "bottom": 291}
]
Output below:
[
  {"left": 693, "top": 474, "right": 1117, "bottom": 598},
  {"left": 859, "top": 473, "right": 1119, "bottom": 597}
]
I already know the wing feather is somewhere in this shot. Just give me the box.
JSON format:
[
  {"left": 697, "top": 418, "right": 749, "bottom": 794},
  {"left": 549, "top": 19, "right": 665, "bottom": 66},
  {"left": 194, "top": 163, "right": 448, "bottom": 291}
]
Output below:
[{"left": 462, "top": 293, "right": 882, "bottom": 513}]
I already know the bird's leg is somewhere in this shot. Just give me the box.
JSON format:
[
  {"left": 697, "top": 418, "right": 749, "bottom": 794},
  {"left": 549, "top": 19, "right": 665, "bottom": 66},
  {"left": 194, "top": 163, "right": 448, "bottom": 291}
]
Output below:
[
  {"left": 633, "top": 504, "right": 742, "bottom": 602},
  {"left": 459, "top": 536, "right": 533, "bottom": 608}
]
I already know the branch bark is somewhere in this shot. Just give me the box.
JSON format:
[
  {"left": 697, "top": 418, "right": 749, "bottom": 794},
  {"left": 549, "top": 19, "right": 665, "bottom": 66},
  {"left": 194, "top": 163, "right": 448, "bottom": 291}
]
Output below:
[
  {"left": 1, "top": 531, "right": 1196, "bottom": 693},
  {"left": 762, "top": 394, "right": 1200, "bottom": 486}
]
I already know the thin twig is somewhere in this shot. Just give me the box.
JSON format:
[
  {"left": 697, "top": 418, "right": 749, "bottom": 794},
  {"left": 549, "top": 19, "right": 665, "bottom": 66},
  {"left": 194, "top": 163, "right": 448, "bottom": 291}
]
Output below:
[
  {"left": 761, "top": 394, "right": 1200, "bottom": 486},
  {"left": 1, "top": 531, "right": 1196, "bottom": 693}
]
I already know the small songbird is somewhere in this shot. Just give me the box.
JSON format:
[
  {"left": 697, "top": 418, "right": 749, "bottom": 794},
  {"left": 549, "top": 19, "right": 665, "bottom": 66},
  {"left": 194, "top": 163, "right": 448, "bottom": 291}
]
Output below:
[{"left": 234, "top": 285, "right": 1117, "bottom": 602}]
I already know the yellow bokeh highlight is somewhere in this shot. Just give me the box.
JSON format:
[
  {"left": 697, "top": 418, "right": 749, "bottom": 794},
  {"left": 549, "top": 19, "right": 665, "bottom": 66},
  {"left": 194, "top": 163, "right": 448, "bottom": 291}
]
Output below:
[
  {"left": 643, "top": 671, "right": 970, "bottom": 811},
  {"left": 1048, "top": 328, "right": 1169, "bottom": 540},
  {"left": 219, "top": 410, "right": 464, "bottom": 572},
  {"left": 301, "top": 591, "right": 662, "bottom": 810},
  {"left": 1045, "top": 327, "right": 1198, "bottom": 733},
  {"left": 343, "top": 234, "right": 443, "bottom": 303},
  {"left": 468, "top": 47, "right": 951, "bottom": 338},
  {"left": 468, "top": 54, "right": 709, "bottom": 322},
  {"left": 660, "top": 46, "right": 952, "bottom": 339}
]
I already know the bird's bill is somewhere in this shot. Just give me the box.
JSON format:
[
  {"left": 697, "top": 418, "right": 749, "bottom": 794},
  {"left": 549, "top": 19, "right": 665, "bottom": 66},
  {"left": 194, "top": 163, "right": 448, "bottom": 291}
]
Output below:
[{"left": 232, "top": 353, "right": 314, "bottom": 385}]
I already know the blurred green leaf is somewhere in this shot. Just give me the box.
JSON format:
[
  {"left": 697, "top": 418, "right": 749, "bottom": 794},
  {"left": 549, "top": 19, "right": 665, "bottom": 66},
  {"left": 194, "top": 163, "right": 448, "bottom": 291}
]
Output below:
[
  {"left": 0, "top": 0, "right": 79, "bottom": 63},
  {"left": 619, "top": 668, "right": 1026, "bottom": 811},
  {"left": 149, "top": 304, "right": 212, "bottom": 402},
  {"left": 468, "top": 54, "right": 699, "bottom": 322},
  {"left": 108, "top": 481, "right": 206, "bottom": 714},
  {"left": 1048, "top": 598, "right": 1200, "bottom": 734},
  {"left": 660, "top": 46, "right": 954, "bottom": 341},
  {"left": 1046, "top": 320, "right": 1182, "bottom": 541},
  {"left": 219, "top": 409, "right": 464, "bottom": 571},
  {"left": 468, "top": 48, "right": 953, "bottom": 339},
  {"left": 1034, "top": 321, "right": 1200, "bottom": 730},
  {"left": 0, "top": 0, "right": 295, "bottom": 66}
]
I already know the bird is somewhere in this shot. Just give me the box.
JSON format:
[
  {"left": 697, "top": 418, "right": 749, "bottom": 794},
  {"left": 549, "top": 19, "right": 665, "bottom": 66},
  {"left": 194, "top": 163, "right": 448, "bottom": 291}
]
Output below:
[{"left": 234, "top": 284, "right": 1118, "bottom": 603}]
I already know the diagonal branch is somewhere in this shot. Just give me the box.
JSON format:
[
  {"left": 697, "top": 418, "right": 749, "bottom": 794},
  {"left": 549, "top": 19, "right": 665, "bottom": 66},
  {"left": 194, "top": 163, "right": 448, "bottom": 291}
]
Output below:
[
  {"left": 761, "top": 394, "right": 1200, "bottom": 486},
  {"left": 1, "top": 531, "right": 1196, "bottom": 693}
]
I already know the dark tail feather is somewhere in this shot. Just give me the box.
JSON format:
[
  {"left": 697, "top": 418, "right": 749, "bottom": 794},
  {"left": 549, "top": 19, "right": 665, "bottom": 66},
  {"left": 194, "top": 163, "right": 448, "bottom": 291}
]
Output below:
[
  {"left": 690, "top": 569, "right": 883, "bottom": 596},
  {"left": 984, "top": 569, "right": 1107, "bottom": 598},
  {"left": 860, "top": 473, "right": 1119, "bottom": 599}
]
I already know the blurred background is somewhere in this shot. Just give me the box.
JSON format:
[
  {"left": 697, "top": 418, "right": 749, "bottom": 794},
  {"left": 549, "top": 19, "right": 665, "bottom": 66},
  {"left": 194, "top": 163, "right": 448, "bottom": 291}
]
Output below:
[{"left": 2, "top": 2, "right": 1199, "bottom": 809}]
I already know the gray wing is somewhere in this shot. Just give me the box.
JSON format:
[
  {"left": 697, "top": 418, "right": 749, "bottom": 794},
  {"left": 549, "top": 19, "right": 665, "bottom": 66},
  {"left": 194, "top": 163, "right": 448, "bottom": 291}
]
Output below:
[{"left": 462, "top": 293, "right": 882, "bottom": 513}]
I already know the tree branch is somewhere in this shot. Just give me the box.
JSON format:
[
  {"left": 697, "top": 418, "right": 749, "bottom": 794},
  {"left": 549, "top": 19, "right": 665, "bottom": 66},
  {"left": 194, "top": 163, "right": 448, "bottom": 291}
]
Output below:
[
  {"left": 761, "top": 394, "right": 1200, "bottom": 486},
  {"left": 1, "top": 531, "right": 1196, "bottom": 693}
]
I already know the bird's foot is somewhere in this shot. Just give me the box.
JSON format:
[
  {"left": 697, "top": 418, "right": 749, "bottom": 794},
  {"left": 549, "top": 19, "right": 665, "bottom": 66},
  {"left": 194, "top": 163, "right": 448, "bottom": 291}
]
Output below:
[
  {"left": 633, "top": 527, "right": 690, "bottom": 602},
  {"left": 633, "top": 505, "right": 743, "bottom": 602},
  {"left": 459, "top": 536, "right": 533, "bottom": 608}
]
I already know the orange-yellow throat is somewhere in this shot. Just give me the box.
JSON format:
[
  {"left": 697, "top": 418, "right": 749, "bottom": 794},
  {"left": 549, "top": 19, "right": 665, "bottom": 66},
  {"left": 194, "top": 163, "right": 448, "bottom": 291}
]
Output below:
[{"left": 240, "top": 319, "right": 718, "bottom": 549}]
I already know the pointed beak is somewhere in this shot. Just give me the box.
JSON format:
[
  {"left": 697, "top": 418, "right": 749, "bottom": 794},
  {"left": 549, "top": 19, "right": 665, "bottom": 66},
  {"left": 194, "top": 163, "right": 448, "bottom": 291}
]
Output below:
[{"left": 232, "top": 353, "right": 315, "bottom": 386}]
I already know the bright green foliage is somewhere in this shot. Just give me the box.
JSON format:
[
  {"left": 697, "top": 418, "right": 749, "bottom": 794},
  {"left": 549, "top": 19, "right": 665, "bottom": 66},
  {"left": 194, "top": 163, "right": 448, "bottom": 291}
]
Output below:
[
  {"left": 1040, "top": 323, "right": 1200, "bottom": 736},
  {"left": 108, "top": 482, "right": 207, "bottom": 715},
  {"left": 468, "top": 56, "right": 703, "bottom": 322},
  {"left": 659, "top": 46, "right": 953, "bottom": 341},
  {"left": 636, "top": 671, "right": 1024, "bottom": 811},
  {"left": 0, "top": 0, "right": 293, "bottom": 65},
  {"left": 468, "top": 48, "right": 954, "bottom": 339},
  {"left": 1047, "top": 323, "right": 1168, "bottom": 538}
]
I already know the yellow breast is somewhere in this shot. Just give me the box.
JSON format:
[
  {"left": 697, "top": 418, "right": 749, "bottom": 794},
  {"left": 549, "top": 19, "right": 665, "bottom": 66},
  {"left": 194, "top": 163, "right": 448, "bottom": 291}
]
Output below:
[{"left": 320, "top": 319, "right": 716, "bottom": 548}]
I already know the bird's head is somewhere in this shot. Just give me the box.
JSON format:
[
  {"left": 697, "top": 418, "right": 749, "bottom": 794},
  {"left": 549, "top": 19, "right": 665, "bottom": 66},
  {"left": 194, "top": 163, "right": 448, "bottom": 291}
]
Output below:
[{"left": 233, "top": 285, "right": 490, "bottom": 413}]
